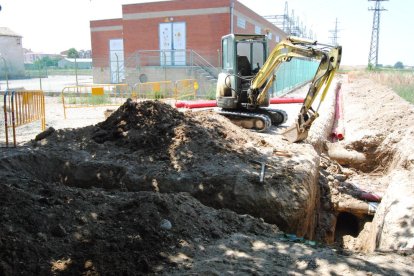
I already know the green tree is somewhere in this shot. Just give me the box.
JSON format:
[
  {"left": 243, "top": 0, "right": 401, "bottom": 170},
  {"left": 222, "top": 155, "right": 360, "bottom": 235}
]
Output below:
[
  {"left": 34, "top": 58, "right": 45, "bottom": 69},
  {"left": 41, "top": 56, "right": 60, "bottom": 67},
  {"left": 67, "top": 48, "right": 79, "bottom": 58},
  {"left": 394, "top": 61, "right": 404, "bottom": 69}
]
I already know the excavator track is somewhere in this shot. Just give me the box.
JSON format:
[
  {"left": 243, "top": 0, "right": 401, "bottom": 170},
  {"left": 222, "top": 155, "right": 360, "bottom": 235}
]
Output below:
[
  {"left": 217, "top": 110, "right": 272, "bottom": 132},
  {"left": 260, "top": 108, "right": 288, "bottom": 126}
]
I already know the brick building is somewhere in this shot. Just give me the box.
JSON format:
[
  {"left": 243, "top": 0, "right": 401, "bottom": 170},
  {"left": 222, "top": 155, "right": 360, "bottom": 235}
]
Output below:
[{"left": 90, "top": 0, "right": 285, "bottom": 86}]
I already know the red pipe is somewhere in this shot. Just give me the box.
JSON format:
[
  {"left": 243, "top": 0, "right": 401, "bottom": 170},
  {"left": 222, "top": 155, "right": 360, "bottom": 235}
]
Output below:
[
  {"left": 332, "top": 82, "right": 345, "bottom": 140},
  {"left": 175, "top": 100, "right": 217, "bottom": 109},
  {"left": 185, "top": 100, "right": 217, "bottom": 109},
  {"left": 175, "top": 101, "right": 186, "bottom": 108},
  {"left": 269, "top": 97, "right": 304, "bottom": 104},
  {"left": 360, "top": 192, "right": 382, "bottom": 202}
]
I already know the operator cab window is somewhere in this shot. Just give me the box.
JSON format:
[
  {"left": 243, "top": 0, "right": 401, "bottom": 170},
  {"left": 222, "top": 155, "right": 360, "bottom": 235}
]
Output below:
[
  {"left": 252, "top": 43, "right": 264, "bottom": 73},
  {"left": 236, "top": 41, "right": 265, "bottom": 76},
  {"left": 222, "top": 37, "right": 234, "bottom": 70}
]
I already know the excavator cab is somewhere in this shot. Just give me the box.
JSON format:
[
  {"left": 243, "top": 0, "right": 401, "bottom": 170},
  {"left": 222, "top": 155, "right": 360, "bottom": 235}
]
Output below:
[{"left": 217, "top": 34, "right": 270, "bottom": 109}]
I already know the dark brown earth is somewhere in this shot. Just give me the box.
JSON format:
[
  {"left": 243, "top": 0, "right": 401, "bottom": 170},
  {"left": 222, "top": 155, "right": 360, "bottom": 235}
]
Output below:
[
  {"left": 0, "top": 179, "right": 277, "bottom": 275},
  {"left": 0, "top": 99, "right": 289, "bottom": 275},
  {"left": 1, "top": 90, "right": 414, "bottom": 275}
]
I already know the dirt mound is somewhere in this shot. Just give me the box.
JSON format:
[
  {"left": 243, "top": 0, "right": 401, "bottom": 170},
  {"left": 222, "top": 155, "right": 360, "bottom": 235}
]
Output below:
[
  {"left": 24, "top": 100, "right": 319, "bottom": 237},
  {"left": 1, "top": 90, "right": 414, "bottom": 275},
  {"left": 91, "top": 99, "right": 262, "bottom": 158},
  {"left": 92, "top": 99, "right": 184, "bottom": 148},
  {"left": 0, "top": 171, "right": 277, "bottom": 275}
]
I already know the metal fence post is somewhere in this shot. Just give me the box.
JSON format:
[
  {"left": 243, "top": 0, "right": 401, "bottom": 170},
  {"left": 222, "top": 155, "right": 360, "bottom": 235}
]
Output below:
[
  {"left": 115, "top": 53, "right": 120, "bottom": 83},
  {"left": 75, "top": 57, "right": 79, "bottom": 92}
]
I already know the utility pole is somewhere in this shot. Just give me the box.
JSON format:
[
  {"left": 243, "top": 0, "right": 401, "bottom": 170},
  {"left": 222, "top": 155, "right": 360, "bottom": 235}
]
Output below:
[
  {"left": 368, "top": 0, "right": 388, "bottom": 68},
  {"left": 329, "top": 18, "right": 340, "bottom": 46}
]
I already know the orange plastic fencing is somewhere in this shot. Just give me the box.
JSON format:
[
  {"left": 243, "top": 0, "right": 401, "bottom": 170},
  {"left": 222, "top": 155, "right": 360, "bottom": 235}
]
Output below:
[{"left": 3, "top": 90, "right": 46, "bottom": 147}]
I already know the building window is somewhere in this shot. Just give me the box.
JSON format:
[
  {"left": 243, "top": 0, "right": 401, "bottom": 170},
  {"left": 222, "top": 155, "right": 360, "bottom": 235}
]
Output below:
[
  {"left": 16, "top": 37, "right": 21, "bottom": 45},
  {"left": 267, "top": 32, "right": 272, "bottom": 40},
  {"left": 275, "top": 35, "right": 280, "bottom": 43},
  {"left": 109, "top": 39, "right": 125, "bottom": 83},
  {"left": 255, "top": 26, "right": 261, "bottom": 35},
  {"left": 237, "top": 17, "right": 246, "bottom": 29}
]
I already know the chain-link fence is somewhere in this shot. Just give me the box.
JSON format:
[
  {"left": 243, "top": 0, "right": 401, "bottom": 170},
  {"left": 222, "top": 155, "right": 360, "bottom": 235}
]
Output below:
[{"left": 274, "top": 59, "right": 319, "bottom": 96}]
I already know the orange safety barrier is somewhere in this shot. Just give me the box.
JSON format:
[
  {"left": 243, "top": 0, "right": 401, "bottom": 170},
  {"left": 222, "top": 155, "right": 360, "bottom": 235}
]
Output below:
[
  {"left": 61, "top": 84, "right": 130, "bottom": 119},
  {"left": 135, "top": 81, "right": 175, "bottom": 100},
  {"left": 3, "top": 90, "right": 46, "bottom": 147},
  {"left": 174, "top": 79, "right": 198, "bottom": 100},
  {"left": 134, "top": 79, "right": 199, "bottom": 101}
]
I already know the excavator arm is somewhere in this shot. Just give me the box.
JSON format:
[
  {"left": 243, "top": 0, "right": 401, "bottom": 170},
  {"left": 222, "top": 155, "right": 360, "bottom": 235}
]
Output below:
[{"left": 249, "top": 36, "right": 342, "bottom": 142}]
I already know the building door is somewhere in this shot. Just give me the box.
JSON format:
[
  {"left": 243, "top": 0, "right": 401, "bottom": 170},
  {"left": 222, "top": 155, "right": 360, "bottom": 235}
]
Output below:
[
  {"left": 159, "top": 22, "right": 186, "bottom": 66},
  {"left": 109, "top": 39, "right": 125, "bottom": 83}
]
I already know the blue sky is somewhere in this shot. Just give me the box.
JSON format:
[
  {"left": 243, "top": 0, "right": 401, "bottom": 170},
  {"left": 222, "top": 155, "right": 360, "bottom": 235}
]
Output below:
[{"left": 0, "top": 0, "right": 411, "bottom": 66}]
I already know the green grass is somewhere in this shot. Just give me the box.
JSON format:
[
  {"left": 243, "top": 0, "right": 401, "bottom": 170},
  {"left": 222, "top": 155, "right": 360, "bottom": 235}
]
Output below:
[
  {"left": 140, "top": 90, "right": 167, "bottom": 100},
  {"left": 392, "top": 84, "right": 414, "bottom": 103},
  {"left": 351, "top": 69, "right": 414, "bottom": 104}
]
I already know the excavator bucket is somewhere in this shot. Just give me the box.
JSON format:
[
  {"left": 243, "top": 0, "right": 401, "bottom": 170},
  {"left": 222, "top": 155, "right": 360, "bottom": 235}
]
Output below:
[{"left": 282, "top": 120, "right": 309, "bottom": 143}]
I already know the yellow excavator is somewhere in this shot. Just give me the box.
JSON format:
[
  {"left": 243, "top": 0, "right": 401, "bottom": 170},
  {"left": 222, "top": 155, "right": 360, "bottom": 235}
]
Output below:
[{"left": 216, "top": 34, "right": 342, "bottom": 142}]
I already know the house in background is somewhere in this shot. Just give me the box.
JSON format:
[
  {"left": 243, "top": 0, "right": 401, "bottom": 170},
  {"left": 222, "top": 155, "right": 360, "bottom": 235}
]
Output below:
[
  {"left": 23, "top": 49, "right": 63, "bottom": 69},
  {"left": 0, "top": 27, "right": 25, "bottom": 78},
  {"left": 58, "top": 58, "right": 92, "bottom": 69},
  {"left": 60, "top": 49, "right": 92, "bottom": 59}
]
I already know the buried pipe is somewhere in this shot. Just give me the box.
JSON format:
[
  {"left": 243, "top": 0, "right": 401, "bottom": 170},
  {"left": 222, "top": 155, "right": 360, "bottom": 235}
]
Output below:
[
  {"left": 348, "top": 182, "right": 383, "bottom": 203},
  {"left": 326, "top": 143, "right": 366, "bottom": 166},
  {"left": 331, "top": 82, "right": 345, "bottom": 140},
  {"left": 336, "top": 201, "right": 379, "bottom": 216},
  {"left": 360, "top": 192, "right": 382, "bottom": 202}
]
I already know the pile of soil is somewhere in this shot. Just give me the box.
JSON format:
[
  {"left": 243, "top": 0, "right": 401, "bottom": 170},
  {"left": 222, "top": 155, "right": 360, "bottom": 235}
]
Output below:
[
  {"left": 24, "top": 99, "right": 319, "bottom": 238},
  {"left": 89, "top": 99, "right": 262, "bottom": 168},
  {"left": 0, "top": 172, "right": 277, "bottom": 275},
  {"left": 1, "top": 91, "right": 413, "bottom": 275}
]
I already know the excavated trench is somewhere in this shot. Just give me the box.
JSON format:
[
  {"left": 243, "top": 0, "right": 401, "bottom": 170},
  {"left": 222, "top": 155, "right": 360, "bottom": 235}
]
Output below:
[
  {"left": 1, "top": 100, "right": 322, "bottom": 242},
  {"left": 317, "top": 135, "right": 390, "bottom": 249},
  {"left": 1, "top": 89, "right": 410, "bottom": 255},
  {"left": 3, "top": 128, "right": 386, "bottom": 252},
  {"left": 2, "top": 135, "right": 387, "bottom": 252}
]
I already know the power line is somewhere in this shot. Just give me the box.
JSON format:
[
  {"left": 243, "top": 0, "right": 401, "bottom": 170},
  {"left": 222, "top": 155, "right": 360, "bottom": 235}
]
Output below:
[
  {"left": 264, "top": 1, "right": 314, "bottom": 39},
  {"left": 329, "top": 18, "right": 340, "bottom": 46},
  {"left": 368, "top": 0, "right": 388, "bottom": 67}
]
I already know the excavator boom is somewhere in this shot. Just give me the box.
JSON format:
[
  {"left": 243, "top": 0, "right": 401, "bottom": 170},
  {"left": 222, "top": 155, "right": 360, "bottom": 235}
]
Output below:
[{"left": 249, "top": 36, "right": 342, "bottom": 142}]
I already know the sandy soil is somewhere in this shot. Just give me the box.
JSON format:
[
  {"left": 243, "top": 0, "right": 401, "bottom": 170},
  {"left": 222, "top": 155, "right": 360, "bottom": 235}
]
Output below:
[
  {"left": 1, "top": 76, "right": 414, "bottom": 275},
  {"left": 330, "top": 75, "right": 414, "bottom": 253}
]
